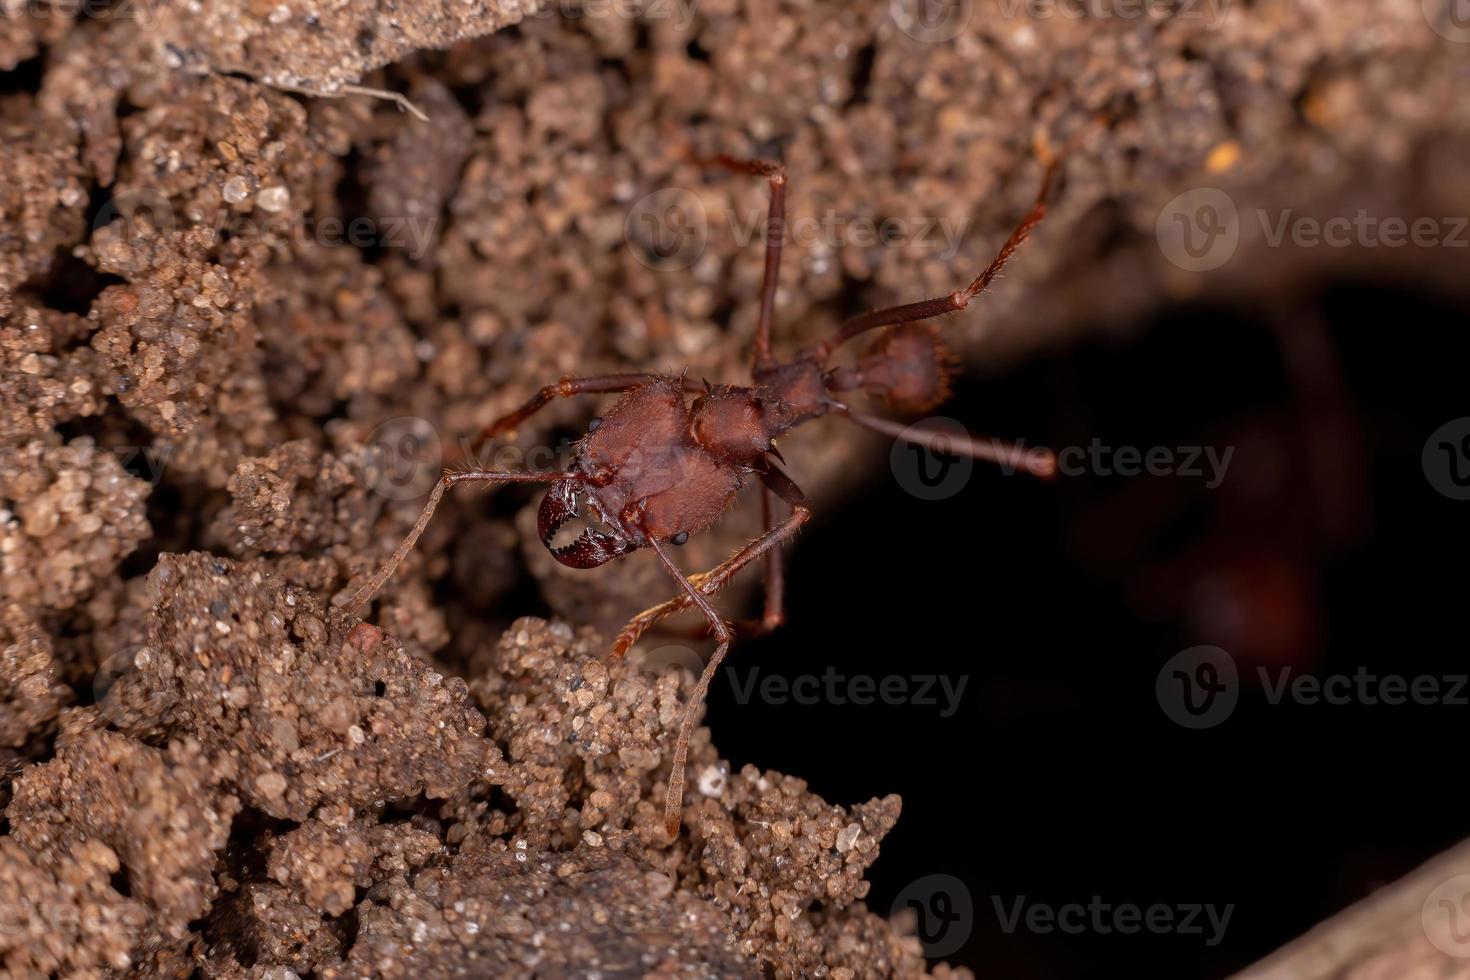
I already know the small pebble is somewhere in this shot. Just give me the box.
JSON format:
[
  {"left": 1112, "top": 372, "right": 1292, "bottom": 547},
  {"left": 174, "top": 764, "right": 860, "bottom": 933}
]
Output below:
[
  {"left": 257, "top": 185, "right": 290, "bottom": 212},
  {"left": 223, "top": 176, "right": 251, "bottom": 204}
]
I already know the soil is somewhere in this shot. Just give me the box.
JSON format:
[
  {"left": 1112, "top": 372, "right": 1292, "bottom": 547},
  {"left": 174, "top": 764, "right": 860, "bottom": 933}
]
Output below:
[{"left": 1, "top": 0, "right": 1467, "bottom": 975}]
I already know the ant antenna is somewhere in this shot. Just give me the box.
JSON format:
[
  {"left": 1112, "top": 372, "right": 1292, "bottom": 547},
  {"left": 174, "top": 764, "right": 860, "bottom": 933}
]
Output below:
[{"left": 836, "top": 406, "right": 1057, "bottom": 478}]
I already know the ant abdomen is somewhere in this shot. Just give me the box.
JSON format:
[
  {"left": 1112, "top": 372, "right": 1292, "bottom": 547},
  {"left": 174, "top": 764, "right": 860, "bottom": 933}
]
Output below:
[{"left": 853, "top": 322, "right": 959, "bottom": 415}]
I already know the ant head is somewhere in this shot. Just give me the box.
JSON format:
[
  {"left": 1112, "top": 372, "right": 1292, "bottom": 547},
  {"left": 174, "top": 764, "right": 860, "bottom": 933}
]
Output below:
[
  {"left": 854, "top": 322, "right": 958, "bottom": 415},
  {"left": 537, "top": 479, "right": 640, "bottom": 568}
]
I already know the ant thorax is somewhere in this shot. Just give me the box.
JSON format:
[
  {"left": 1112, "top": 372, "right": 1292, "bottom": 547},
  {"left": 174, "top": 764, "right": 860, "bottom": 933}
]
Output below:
[{"left": 689, "top": 387, "right": 772, "bottom": 464}]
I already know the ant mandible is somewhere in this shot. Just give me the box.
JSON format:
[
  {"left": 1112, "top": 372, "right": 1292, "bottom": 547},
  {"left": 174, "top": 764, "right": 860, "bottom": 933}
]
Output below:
[{"left": 344, "top": 149, "right": 1061, "bottom": 839}]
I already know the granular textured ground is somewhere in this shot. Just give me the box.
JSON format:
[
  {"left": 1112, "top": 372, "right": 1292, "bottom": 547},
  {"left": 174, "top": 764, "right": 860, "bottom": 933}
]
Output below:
[{"left": 1, "top": 0, "right": 1467, "bottom": 975}]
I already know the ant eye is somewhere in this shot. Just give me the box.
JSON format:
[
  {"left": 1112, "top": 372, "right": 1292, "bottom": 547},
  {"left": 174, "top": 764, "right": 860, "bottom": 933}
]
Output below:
[
  {"left": 670, "top": 531, "right": 689, "bottom": 545},
  {"left": 588, "top": 416, "right": 603, "bottom": 431}
]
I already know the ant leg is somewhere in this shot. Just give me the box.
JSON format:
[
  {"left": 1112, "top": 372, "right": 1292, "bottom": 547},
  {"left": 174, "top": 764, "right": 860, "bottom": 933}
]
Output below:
[
  {"left": 837, "top": 407, "right": 1057, "bottom": 479},
  {"left": 613, "top": 467, "right": 811, "bottom": 657},
  {"left": 464, "top": 374, "right": 706, "bottom": 461},
  {"left": 464, "top": 374, "right": 660, "bottom": 460},
  {"left": 652, "top": 484, "right": 787, "bottom": 643},
  {"left": 757, "top": 485, "right": 787, "bottom": 633},
  {"left": 644, "top": 532, "right": 735, "bottom": 839},
  {"left": 635, "top": 469, "right": 811, "bottom": 837},
  {"left": 813, "top": 158, "right": 1057, "bottom": 360},
  {"left": 343, "top": 467, "right": 573, "bottom": 615},
  {"left": 694, "top": 154, "right": 786, "bottom": 370}
]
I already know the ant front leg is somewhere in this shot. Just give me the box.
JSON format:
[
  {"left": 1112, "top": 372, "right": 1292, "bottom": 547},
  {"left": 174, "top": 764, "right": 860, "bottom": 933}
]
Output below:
[
  {"left": 813, "top": 157, "right": 1057, "bottom": 359},
  {"left": 343, "top": 467, "right": 573, "bottom": 616},
  {"left": 463, "top": 374, "right": 661, "bottom": 462},
  {"left": 613, "top": 467, "right": 812, "bottom": 657},
  {"left": 464, "top": 374, "right": 705, "bottom": 462},
  {"left": 643, "top": 532, "right": 735, "bottom": 840},
  {"left": 635, "top": 482, "right": 789, "bottom": 644},
  {"left": 617, "top": 469, "right": 812, "bottom": 839}
]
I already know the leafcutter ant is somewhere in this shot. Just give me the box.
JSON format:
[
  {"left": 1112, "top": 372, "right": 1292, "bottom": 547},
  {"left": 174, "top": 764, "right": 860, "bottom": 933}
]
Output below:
[{"left": 345, "top": 151, "right": 1060, "bottom": 838}]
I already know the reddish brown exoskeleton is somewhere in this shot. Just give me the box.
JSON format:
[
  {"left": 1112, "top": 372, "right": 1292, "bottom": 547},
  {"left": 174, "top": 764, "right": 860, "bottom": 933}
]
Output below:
[{"left": 345, "top": 152, "right": 1060, "bottom": 838}]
